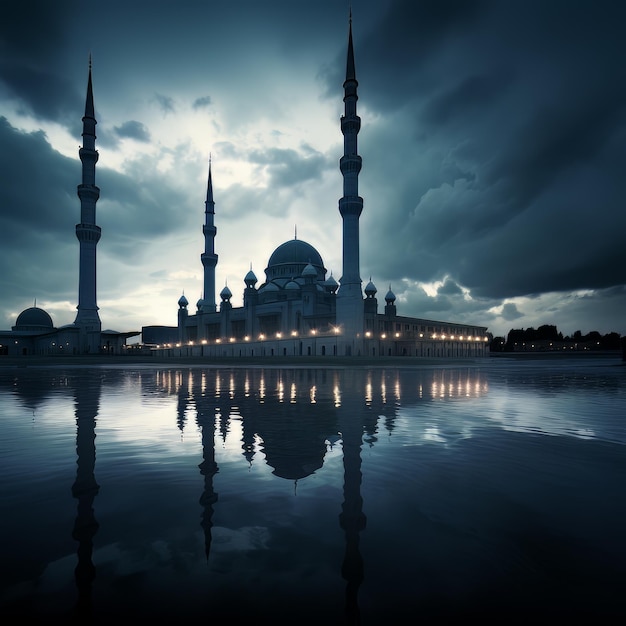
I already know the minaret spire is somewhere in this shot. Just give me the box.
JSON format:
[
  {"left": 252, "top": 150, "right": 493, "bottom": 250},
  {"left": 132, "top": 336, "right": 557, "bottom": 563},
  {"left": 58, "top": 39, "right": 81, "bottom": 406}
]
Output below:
[
  {"left": 74, "top": 58, "right": 102, "bottom": 352},
  {"left": 200, "top": 155, "right": 218, "bottom": 313},
  {"left": 336, "top": 11, "right": 364, "bottom": 346}
]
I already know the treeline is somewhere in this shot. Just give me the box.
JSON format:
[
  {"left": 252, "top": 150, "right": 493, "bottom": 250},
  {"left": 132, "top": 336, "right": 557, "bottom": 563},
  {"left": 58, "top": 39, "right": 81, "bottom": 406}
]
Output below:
[{"left": 490, "top": 325, "right": 622, "bottom": 352}]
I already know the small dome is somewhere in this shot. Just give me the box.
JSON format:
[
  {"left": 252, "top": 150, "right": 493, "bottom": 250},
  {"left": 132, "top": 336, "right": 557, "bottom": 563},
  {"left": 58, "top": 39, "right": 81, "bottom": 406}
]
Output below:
[
  {"left": 220, "top": 285, "right": 232, "bottom": 300},
  {"left": 14, "top": 307, "right": 54, "bottom": 330},
  {"left": 364, "top": 280, "right": 377, "bottom": 296},
  {"left": 196, "top": 297, "right": 204, "bottom": 309},
  {"left": 244, "top": 269, "right": 257, "bottom": 287},
  {"left": 285, "top": 279, "right": 300, "bottom": 290},
  {"left": 325, "top": 275, "right": 338, "bottom": 293},
  {"left": 259, "top": 281, "right": 279, "bottom": 292},
  {"left": 302, "top": 263, "right": 317, "bottom": 277},
  {"left": 385, "top": 286, "right": 396, "bottom": 304},
  {"left": 178, "top": 294, "right": 189, "bottom": 308}
]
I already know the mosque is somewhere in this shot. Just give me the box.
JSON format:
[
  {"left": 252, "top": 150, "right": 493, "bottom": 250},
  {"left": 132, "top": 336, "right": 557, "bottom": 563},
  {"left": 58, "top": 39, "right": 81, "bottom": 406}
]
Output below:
[
  {"left": 145, "top": 17, "right": 490, "bottom": 358},
  {"left": 1, "top": 17, "right": 489, "bottom": 359}
]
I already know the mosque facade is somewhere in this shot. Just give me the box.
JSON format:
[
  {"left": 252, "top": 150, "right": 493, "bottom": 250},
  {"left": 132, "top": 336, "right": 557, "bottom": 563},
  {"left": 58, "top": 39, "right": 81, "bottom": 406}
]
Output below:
[{"left": 145, "top": 18, "right": 490, "bottom": 359}]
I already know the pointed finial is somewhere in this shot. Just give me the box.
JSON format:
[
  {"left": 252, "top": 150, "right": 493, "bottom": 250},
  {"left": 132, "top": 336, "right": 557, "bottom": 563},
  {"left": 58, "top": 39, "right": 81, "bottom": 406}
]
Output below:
[
  {"left": 89, "top": 53, "right": 92, "bottom": 71},
  {"left": 346, "top": 7, "right": 356, "bottom": 82},
  {"left": 294, "top": 224, "right": 297, "bottom": 240}
]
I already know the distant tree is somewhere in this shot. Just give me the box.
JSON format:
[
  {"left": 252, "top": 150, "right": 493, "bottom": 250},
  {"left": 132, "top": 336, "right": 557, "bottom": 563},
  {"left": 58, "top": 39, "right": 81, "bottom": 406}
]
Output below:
[
  {"left": 601, "top": 332, "right": 621, "bottom": 350},
  {"left": 490, "top": 336, "right": 506, "bottom": 352},
  {"left": 536, "top": 325, "right": 559, "bottom": 341}
]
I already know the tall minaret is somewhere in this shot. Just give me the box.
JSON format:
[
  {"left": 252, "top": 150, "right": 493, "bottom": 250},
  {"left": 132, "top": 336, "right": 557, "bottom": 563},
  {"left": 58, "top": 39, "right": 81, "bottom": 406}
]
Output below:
[
  {"left": 200, "top": 157, "right": 218, "bottom": 313},
  {"left": 336, "top": 13, "right": 364, "bottom": 344},
  {"left": 74, "top": 58, "right": 102, "bottom": 353}
]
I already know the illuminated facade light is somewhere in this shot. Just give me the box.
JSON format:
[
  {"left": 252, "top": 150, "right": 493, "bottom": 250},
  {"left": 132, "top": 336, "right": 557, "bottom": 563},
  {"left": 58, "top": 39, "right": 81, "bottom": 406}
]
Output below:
[
  {"left": 365, "top": 331, "right": 372, "bottom": 338},
  {"left": 276, "top": 332, "right": 282, "bottom": 339},
  {"left": 394, "top": 332, "right": 400, "bottom": 338},
  {"left": 216, "top": 338, "right": 221, "bottom": 343},
  {"left": 381, "top": 333, "right": 386, "bottom": 339},
  {"left": 201, "top": 339, "right": 207, "bottom": 344},
  {"left": 291, "top": 331, "right": 298, "bottom": 337},
  {"left": 229, "top": 337, "right": 235, "bottom": 343},
  {"left": 244, "top": 336, "right": 250, "bottom": 341},
  {"left": 259, "top": 334, "right": 265, "bottom": 340}
]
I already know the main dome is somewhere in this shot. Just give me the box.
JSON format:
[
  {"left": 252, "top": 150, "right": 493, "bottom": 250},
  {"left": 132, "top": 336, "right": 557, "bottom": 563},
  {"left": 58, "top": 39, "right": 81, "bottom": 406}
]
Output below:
[
  {"left": 14, "top": 307, "right": 54, "bottom": 330},
  {"left": 265, "top": 239, "right": 325, "bottom": 283}
]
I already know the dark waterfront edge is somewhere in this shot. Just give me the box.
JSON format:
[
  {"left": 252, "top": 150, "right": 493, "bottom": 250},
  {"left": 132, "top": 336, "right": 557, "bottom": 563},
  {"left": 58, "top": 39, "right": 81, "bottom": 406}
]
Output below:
[{"left": 0, "top": 351, "right": 622, "bottom": 370}]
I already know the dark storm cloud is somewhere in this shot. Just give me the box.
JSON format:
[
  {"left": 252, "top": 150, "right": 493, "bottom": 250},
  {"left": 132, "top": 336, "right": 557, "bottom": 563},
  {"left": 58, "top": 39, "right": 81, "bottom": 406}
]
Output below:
[
  {"left": 0, "top": 0, "right": 83, "bottom": 126},
  {"left": 438, "top": 278, "right": 463, "bottom": 296},
  {"left": 0, "top": 118, "right": 76, "bottom": 239},
  {"left": 192, "top": 96, "right": 212, "bottom": 110},
  {"left": 154, "top": 93, "right": 176, "bottom": 115},
  {"left": 0, "top": 117, "right": 79, "bottom": 313},
  {"left": 349, "top": 0, "right": 626, "bottom": 309},
  {"left": 500, "top": 303, "right": 523, "bottom": 322},
  {"left": 248, "top": 147, "right": 328, "bottom": 187},
  {"left": 0, "top": 116, "right": 196, "bottom": 325},
  {"left": 114, "top": 120, "right": 151, "bottom": 142}
]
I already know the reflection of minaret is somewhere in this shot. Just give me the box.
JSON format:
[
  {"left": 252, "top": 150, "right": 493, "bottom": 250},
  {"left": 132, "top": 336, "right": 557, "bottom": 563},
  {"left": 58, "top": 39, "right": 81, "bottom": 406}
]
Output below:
[
  {"left": 176, "top": 370, "right": 191, "bottom": 434},
  {"left": 195, "top": 374, "right": 219, "bottom": 560},
  {"left": 337, "top": 370, "right": 366, "bottom": 624},
  {"left": 71, "top": 372, "right": 101, "bottom": 619},
  {"left": 74, "top": 58, "right": 102, "bottom": 353}
]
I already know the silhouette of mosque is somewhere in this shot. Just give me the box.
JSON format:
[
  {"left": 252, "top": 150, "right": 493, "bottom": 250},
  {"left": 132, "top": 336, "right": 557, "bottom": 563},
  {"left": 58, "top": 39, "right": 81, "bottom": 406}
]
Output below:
[
  {"left": 143, "top": 16, "right": 490, "bottom": 359},
  {"left": 0, "top": 15, "right": 488, "bottom": 358}
]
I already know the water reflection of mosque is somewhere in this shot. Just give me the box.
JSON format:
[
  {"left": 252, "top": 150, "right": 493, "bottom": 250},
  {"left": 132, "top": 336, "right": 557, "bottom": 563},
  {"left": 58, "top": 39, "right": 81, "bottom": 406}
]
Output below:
[
  {"left": 3, "top": 366, "right": 488, "bottom": 622},
  {"left": 154, "top": 366, "right": 490, "bottom": 620}
]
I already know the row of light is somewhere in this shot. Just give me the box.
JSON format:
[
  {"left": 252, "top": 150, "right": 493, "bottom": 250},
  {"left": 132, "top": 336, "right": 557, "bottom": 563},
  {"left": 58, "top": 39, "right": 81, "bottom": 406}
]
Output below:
[
  {"left": 365, "top": 331, "right": 488, "bottom": 341},
  {"left": 156, "top": 329, "right": 488, "bottom": 348},
  {"left": 157, "top": 328, "right": 334, "bottom": 348}
]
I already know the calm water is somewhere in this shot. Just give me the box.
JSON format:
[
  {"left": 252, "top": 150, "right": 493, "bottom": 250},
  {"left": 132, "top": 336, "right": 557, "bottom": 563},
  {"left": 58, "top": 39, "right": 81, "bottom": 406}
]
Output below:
[{"left": 1, "top": 358, "right": 625, "bottom": 623}]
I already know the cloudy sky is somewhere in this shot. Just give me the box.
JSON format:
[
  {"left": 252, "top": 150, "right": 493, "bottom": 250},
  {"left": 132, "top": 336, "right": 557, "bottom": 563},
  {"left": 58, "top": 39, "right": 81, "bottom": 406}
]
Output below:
[{"left": 1, "top": 0, "right": 625, "bottom": 339}]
